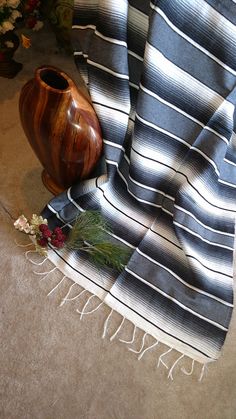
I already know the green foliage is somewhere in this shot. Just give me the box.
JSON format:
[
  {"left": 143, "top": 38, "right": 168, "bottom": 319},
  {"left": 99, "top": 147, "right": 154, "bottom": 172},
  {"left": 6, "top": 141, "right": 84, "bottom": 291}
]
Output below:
[{"left": 67, "top": 211, "right": 132, "bottom": 271}]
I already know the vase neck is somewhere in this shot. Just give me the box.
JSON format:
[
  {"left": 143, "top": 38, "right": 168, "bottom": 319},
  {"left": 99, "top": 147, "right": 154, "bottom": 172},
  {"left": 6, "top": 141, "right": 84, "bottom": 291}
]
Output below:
[{"left": 35, "top": 67, "right": 71, "bottom": 95}]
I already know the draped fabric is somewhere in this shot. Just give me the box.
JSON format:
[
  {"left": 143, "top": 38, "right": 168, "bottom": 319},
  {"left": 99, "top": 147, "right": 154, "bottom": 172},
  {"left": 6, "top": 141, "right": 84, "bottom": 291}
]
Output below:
[{"left": 42, "top": 0, "right": 236, "bottom": 365}]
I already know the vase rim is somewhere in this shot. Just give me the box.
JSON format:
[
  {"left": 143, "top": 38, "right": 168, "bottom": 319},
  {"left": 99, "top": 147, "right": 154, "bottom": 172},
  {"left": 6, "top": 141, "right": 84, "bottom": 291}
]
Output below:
[{"left": 35, "top": 66, "right": 72, "bottom": 93}]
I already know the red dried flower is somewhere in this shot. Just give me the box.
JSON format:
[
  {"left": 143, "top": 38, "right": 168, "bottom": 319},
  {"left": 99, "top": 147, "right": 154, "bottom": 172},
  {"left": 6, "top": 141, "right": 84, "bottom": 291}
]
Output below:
[
  {"left": 42, "top": 229, "right": 52, "bottom": 239},
  {"left": 25, "top": 15, "right": 37, "bottom": 29},
  {"left": 39, "top": 223, "right": 48, "bottom": 231},
  {"left": 51, "top": 239, "right": 64, "bottom": 248},
  {"left": 37, "top": 237, "right": 48, "bottom": 247},
  {"left": 53, "top": 227, "right": 66, "bottom": 242},
  {"left": 53, "top": 227, "right": 63, "bottom": 234}
]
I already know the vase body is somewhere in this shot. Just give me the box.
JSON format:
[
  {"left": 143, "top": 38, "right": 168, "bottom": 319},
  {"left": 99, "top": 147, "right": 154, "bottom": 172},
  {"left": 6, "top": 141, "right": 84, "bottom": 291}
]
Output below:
[
  {"left": 19, "top": 66, "right": 103, "bottom": 194},
  {"left": 0, "top": 32, "right": 22, "bottom": 78}
]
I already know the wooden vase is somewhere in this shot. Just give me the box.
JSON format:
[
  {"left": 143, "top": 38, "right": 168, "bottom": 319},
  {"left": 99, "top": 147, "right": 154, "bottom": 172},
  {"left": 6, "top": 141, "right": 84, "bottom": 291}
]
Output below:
[{"left": 19, "top": 66, "right": 103, "bottom": 194}]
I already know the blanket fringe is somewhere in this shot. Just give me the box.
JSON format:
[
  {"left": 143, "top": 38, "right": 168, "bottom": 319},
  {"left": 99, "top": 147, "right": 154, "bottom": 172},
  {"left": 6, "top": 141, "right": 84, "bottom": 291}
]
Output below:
[
  {"left": 25, "top": 250, "right": 48, "bottom": 266},
  {"left": 76, "top": 294, "right": 104, "bottom": 320},
  {"left": 24, "top": 258, "right": 210, "bottom": 382},
  {"left": 110, "top": 316, "right": 125, "bottom": 341},
  {"left": 119, "top": 324, "right": 137, "bottom": 344},
  {"left": 129, "top": 332, "right": 147, "bottom": 354},
  {"left": 15, "top": 239, "right": 34, "bottom": 248}
]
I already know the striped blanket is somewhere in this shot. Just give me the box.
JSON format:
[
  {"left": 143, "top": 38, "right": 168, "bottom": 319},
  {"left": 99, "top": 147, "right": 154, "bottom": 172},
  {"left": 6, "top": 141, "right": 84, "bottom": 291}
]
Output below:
[{"left": 42, "top": 0, "right": 236, "bottom": 371}]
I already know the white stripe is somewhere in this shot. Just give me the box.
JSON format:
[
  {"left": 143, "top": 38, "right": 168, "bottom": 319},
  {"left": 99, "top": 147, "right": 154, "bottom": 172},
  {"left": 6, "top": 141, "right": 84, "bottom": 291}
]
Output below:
[
  {"left": 107, "top": 231, "right": 135, "bottom": 249},
  {"left": 191, "top": 147, "right": 220, "bottom": 176},
  {"left": 135, "top": 248, "right": 233, "bottom": 307},
  {"left": 136, "top": 113, "right": 191, "bottom": 149},
  {"left": 131, "top": 146, "right": 235, "bottom": 212},
  {"left": 72, "top": 24, "right": 127, "bottom": 47},
  {"left": 218, "top": 178, "right": 236, "bottom": 188},
  {"left": 150, "top": 3, "right": 236, "bottom": 76},
  {"left": 67, "top": 188, "right": 85, "bottom": 212},
  {"left": 140, "top": 83, "right": 229, "bottom": 145},
  {"left": 47, "top": 204, "right": 72, "bottom": 228},
  {"left": 224, "top": 158, "right": 236, "bottom": 167},
  {"left": 103, "top": 139, "right": 125, "bottom": 152},
  {"left": 129, "top": 81, "right": 139, "bottom": 89},
  {"left": 174, "top": 221, "right": 234, "bottom": 251},
  {"left": 128, "top": 49, "right": 143, "bottom": 61},
  {"left": 129, "top": 173, "right": 174, "bottom": 201},
  {"left": 87, "top": 59, "right": 129, "bottom": 79},
  {"left": 104, "top": 139, "right": 175, "bottom": 201},
  {"left": 74, "top": 51, "right": 88, "bottom": 58},
  {"left": 105, "top": 159, "right": 162, "bottom": 208},
  {"left": 162, "top": 208, "right": 174, "bottom": 217},
  {"left": 72, "top": 23, "right": 96, "bottom": 30},
  {"left": 174, "top": 204, "right": 235, "bottom": 237},
  {"left": 106, "top": 157, "right": 174, "bottom": 210},
  {"left": 67, "top": 189, "right": 136, "bottom": 249},
  {"left": 93, "top": 100, "right": 130, "bottom": 116},
  {"left": 125, "top": 266, "right": 229, "bottom": 331},
  {"left": 136, "top": 113, "right": 220, "bottom": 176}
]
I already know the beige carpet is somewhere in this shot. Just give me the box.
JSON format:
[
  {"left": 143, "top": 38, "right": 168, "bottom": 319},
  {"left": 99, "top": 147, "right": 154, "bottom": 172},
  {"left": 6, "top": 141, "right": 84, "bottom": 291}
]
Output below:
[{"left": 1, "top": 27, "right": 236, "bottom": 419}]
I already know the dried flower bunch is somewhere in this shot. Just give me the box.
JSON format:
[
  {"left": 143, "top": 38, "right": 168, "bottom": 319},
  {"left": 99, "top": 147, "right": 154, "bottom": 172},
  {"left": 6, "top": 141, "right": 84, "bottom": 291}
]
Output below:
[
  {"left": 0, "top": 0, "right": 21, "bottom": 35},
  {"left": 0, "top": 0, "right": 43, "bottom": 52},
  {"left": 14, "top": 214, "right": 66, "bottom": 255},
  {"left": 19, "top": 0, "right": 43, "bottom": 31}
]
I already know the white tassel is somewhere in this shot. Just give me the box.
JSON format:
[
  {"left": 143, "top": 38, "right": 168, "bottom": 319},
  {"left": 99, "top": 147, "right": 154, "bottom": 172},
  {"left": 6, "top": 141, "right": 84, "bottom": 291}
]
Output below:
[
  {"left": 198, "top": 363, "right": 207, "bottom": 382},
  {"left": 102, "top": 309, "right": 113, "bottom": 339},
  {"left": 47, "top": 276, "right": 67, "bottom": 296},
  {"left": 33, "top": 266, "right": 57, "bottom": 281},
  {"left": 138, "top": 340, "right": 159, "bottom": 361},
  {"left": 76, "top": 295, "right": 104, "bottom": 320},
  {"left": 25, "top": 250, "right": 48, "bottom": 266},
  {"left": 119, "top": 325, "right": 137, "bottom": 344},
  {"left": 129, "top": 332, "right": 147, "bottom": 354},
  {"left": 110, "top": 317, "right": 125, "bottom": 342},
  {"left": 181, "top": 359, "right": 195, "bottom": 376},
  {"left": 15, "top": 239, "right": 33, "bottom": 248},
  {"left": 168, "top": 354, "right": 185, "bottom": 380},
  {"left": 157, "top": 347, "right": 173, "bottom": 369},
  {"left": 76, "top": 294, "right": 103, "bottom": 320},
  {"left": 59, "top": 282, "right": 86, "bottom": 307}
]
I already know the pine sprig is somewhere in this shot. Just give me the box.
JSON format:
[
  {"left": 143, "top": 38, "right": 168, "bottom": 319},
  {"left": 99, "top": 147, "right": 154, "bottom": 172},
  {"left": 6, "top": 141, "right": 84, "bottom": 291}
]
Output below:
[{"left": 66, "top": 211, "right": 132, "bottom": 271}]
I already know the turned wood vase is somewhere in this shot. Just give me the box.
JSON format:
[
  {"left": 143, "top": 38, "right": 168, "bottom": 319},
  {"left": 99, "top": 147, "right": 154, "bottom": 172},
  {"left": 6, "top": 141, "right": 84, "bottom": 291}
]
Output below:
[{"left": 19, "top": 66, "right": 103, "bottom": 194}]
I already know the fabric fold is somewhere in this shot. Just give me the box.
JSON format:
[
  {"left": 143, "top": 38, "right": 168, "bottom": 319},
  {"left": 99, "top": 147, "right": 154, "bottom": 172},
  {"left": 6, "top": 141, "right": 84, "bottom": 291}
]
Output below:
[{"left": 42, "top": 0, "right": 236, "bottom": 366}]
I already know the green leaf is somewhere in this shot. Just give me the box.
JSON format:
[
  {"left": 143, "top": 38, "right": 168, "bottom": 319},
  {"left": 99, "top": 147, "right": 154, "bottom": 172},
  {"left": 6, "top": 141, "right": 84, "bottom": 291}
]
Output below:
[{"left": 66, "top": 211, "right": 132, "bottom": 271}]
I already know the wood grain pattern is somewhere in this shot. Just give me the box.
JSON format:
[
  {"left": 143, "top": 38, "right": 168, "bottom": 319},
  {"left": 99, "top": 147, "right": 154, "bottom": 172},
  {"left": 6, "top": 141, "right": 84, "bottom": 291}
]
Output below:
[{"left": 19, "top": 65, "right": 103, "bottom": 193}]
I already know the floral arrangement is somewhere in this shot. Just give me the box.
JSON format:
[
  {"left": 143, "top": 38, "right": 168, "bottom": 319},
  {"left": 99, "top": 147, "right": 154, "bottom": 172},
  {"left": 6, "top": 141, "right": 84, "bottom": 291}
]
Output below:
[
  {"left": 0, "top": 0, "right": 21, "bottom": 36},
  {"left": 14, "top": 211, "right": 132, "bottom": 271},
  {"left": 14, "top": 214, "right": 66, "bottom": 255},
  {"left": 0, "top": 0, "right": 43, "bottom": 50},
  {"left": 19, "top": 0, "right": 43, "bottom": 32}
]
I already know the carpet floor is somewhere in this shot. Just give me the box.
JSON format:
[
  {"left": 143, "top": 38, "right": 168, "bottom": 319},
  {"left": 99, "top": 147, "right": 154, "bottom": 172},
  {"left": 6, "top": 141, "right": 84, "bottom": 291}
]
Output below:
[{"left": 0, "top": 26, "right": 236, "bottom": 419}]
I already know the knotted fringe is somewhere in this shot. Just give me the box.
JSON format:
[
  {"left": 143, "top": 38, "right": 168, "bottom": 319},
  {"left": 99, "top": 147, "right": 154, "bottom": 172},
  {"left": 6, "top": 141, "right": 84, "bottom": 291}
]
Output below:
[{"left": 22, "top": 248, "right": 209, "bottom": 382}]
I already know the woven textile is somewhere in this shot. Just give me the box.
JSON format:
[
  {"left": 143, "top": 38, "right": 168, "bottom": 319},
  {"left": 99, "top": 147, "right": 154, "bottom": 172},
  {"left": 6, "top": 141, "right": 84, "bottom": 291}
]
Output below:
[{"left": 42, "top": 0, "right": 236, "bottom": 366}]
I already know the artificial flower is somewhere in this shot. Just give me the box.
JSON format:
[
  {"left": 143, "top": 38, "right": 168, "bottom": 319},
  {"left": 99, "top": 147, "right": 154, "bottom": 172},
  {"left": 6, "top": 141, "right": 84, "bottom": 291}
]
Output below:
[
  {"left": 21, "top": 34, "right": 31, "bottom": 48},
  {"left": 6, "top": 0, "right": 20, "bottom": 8},
  {"left": 10, "top": 9, "right": 22, "bottom": 22},
  {"left": 14, "top": 215, "right": 32, "bottom": 234},
  {"left": 30, "top": 213, "right": 48, "bottom": 229},
  {"left": 5, "top": 40, "right": 14, "bottom": 47},
  {"left": 25, "top": 15, "right": 37, "bottom": 29},
  {"left": 32, "top": 20, "right": 43, "bottom": 31},
  {"left": 14, "top": 213, "right": 66, "bottom": 256},
  {"left": 1, "top": 21, "right": 14, "bottom": 34}
]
